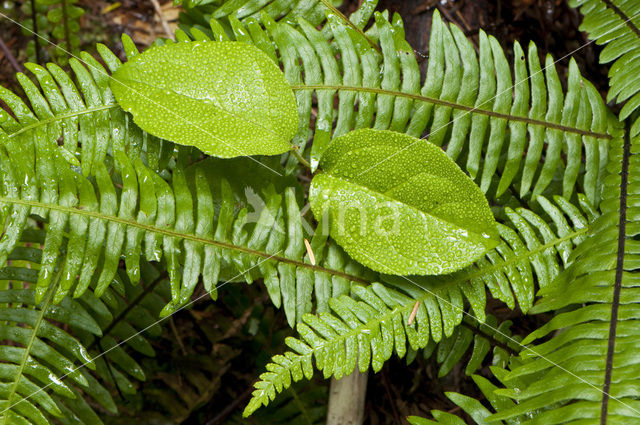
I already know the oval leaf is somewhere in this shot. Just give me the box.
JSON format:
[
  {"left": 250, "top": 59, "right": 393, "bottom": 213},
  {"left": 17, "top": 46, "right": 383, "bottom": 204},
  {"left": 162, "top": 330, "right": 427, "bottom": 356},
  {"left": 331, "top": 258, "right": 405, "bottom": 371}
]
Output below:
[
  {"left": 110, "top": 41, "right": 298, "bottom": 158},
  {"left": 309, "top": 129, "right": 499, "bottom": 276}
]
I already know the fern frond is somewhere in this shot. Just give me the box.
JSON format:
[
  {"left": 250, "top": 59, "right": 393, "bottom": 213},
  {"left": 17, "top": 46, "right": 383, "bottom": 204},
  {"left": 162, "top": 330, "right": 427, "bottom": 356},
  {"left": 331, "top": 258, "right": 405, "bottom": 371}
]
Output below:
[
  {"left": 81, "top": 268, "right": 169, "bottom": 399},
  {"left": 180, "top": 9, "right": 616, "bottom": 205},
  {"left": 419, "top": 315, "right": 520, "bottom": 378},
  {"left": 0, "top": 37, "right": 176, "bottom": 179},
  {"left": 244, "top": 195, "right": 592, "bottom": 415},
  {"left": 178, "top": 0, "right": 373, "bottom": 33},
  {"left": 0, "top": 136, "right": 374, "bottom": 326},
  {"left": 0, "top": 5, "right": 618, "bottom": 327},
  {"left": 17, "top": 0, "right": 84, "bottom": 65},
  {"left": 570, "top": 0, "right": 640, "bottom": 131},
  {"left": 0, "top": 36, "right": 379, "bottom": 327},
  {"left": 469, "top": 121, "right": 640, "bottom": 423},
  {"left": 0, "top": 235, "right": 176, "bottom": 423},
  {"left": 0, "top": 250, "right": 104, "bottom": 424},
  {"left": 408, "top": 371, "right": 517, "bottom": 424},
  {"left": 50, "top": 286, "right": 167, "bottom": 424}
]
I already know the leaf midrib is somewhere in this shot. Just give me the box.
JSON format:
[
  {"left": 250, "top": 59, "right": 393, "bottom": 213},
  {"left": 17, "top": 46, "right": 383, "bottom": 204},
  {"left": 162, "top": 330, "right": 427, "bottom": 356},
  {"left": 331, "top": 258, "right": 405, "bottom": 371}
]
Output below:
[
  {"left": 600, "top": 119, "right": 631, "bottom": 424},
  {"left": 253, "top": 224, "right": 587, "bottom": 399},
  {"left": 1, "top": 281, "right": 56, "bottom": 424},
  {"left": 318, "top": 171, "right": 496, "bottom": 247},
  {"left": 7, "top": 104, "right": 117, "bottom": 139},
  {"left": 292, "top": 84, "right": 612, "bottom": 140},
  {"left": 1, "top": 192, "right": 585, "bottom": 311},
  {"left": 113, "top": 73, "right": 291, "bottom": 147},
  {"left": 0, "top": 195, "right": 369, "bottom": 285},
  {"left": 5, "top": 85, "right": 610, "bottom": 143},
  {"left": 602, "top": 0, "right": 640, "bottom": 39}
]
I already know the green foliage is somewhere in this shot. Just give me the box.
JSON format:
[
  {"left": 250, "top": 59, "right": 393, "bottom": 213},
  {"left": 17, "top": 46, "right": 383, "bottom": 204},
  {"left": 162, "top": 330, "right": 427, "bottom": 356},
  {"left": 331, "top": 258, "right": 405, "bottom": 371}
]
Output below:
[
  {"left": 0, "top": 36, "right": 165, "bottom": 178},
  {"left": 0, "top": 234, "right": 168, "bottom": 424},
  {"left": 457, "top": 126, "right": 640, "bottom": 424},
  {"left": 309, "top": 129, "right": 498, "bottom": 275},
  {"left": 111, "top": 41, "right": 299, "bottom": 158},
  {"left": 177, "top": 0, "right": 353, "bottom": 31},
  {"left": 405, "top": 2, "right": 640, "bottom": 422},
  {"left": 422, "top": 315, "right": 520, "bottom": 378},
  {"left": 570, "top": 0, "right": 640, "bottom": 132},
  {"left": 0, "top": 273, "right": 97, "bottom": 424},
  {"left": 0, "top": 0, "right": 636, "bottom": 422},
  {"left": 178, "top": 6, "right": 614, "bottom": 207},
  {"left": 0, "top": 37, "right": 375, "bottom": 331},
  {"left": 18, "top": 0, "right": 84, "bottom": 64},
  {"left": 245, "top": 194, "right": 592, "bottom": 415}
]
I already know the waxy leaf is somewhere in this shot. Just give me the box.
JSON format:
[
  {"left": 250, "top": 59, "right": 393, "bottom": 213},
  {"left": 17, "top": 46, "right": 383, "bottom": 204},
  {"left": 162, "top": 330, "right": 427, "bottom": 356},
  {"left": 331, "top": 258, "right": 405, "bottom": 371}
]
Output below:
[
  {"left": 110, "top": 41, "right": 298, "bottom": 157},
  {"left": 310, "top": 129, "right": 499, "bottom": 276}
]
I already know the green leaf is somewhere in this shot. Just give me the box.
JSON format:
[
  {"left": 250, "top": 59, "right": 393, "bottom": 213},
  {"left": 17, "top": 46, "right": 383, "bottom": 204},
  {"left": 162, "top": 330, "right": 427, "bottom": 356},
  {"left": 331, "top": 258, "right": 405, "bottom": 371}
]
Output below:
[
  {"left": 309, "top": 129, "right": 498, "bottom": 275},
  {"left": 110, "top": 40, "right": 298, "bottom": 158}
]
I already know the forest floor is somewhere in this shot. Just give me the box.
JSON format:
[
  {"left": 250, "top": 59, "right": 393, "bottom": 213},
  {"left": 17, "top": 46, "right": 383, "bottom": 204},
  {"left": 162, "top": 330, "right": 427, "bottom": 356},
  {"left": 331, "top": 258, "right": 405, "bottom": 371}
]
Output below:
[{"left": 0, "top": 1, "right": 611, "bottom": 424}]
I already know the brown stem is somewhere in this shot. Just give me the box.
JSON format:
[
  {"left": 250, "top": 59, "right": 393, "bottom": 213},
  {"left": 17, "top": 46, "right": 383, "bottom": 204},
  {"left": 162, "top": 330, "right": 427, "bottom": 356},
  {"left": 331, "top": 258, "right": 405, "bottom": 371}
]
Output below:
[
  {"left": 88, "top": 273, "right": 167, "bottom": 350},
  {"left": 0, "top": 37, "right": 21, "bottom": 72},
  {"left": 150, "top": 0, "right": 174, "bottom": 40},
  {"left": 204, "top": 386, "right": 253, "bottom": 425},
  {"left": 30, "top": 0, "right": 40, "bottom": 64}
]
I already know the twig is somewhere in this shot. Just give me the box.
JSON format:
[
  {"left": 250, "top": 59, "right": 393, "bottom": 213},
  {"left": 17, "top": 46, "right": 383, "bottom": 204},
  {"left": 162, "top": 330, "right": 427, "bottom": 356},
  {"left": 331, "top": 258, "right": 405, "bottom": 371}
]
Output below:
[
  {"left": 205, "top": 386, "right": 253, "bottom": 425},
  {"left": 88, "top": 273, "right": 167, "bottom": 350},
  {"left": 446, "top": 0, "right": 472, "bottom": 34},
  {"left": 0, "top": 37, "right": 21, "bottom": 73},
  {"left": 291, "top": 146, "right": 311, "bottom": 169},
  {"left": 436, "top": 2, "right": 478, "bottom": 51},
  {"left": 170, "top": 316, "right": 187, "bottom": 355},
  {"left": 30, "top": 0, "right": 40, "bottom": 64},
  {"left": 413, "top": 0, "right": 478, "bottom": 51},
  {"left": 149, "top": 0, "right": 174, "bottom": 40},
  {"left": 380, "top": 368, "right": 403, "bottom": 425}
]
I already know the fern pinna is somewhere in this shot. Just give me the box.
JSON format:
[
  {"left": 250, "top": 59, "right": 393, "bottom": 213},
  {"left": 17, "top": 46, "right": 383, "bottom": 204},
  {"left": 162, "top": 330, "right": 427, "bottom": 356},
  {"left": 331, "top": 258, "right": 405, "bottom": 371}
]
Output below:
[
  {"left": 10, "top": 0, "right": 84, "bottom": 65},
  {"left": 418, "top": 120, "right": 639, "bottom": 425},
  {"left": 570, "top": 0, "right": 640, "bottom": 131},
  {"left": 405, "top": 0, "right": 640, "bottom": 422},
  {"left": 0, "top": 230, "right": 169, "bottom": 424},
  {"left": 185, "top": 7, "right": 612, "bottom": 204},
  {"left": 0, "top": 0, "right": 638, "bottom": 423}
]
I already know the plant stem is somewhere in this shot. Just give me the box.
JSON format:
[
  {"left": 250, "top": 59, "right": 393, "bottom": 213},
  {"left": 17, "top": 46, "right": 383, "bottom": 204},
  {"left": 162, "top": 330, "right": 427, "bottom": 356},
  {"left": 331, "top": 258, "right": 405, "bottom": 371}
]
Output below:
[
  {"left": 30, "top": 0, "right": 40, "bottom": 64},
  {"left": 150, "top": 0, "right": 174, "bottom": 40},
  {"left": 291, "top": 85, "right": 611, "bottom": 140},
  {"left": 88, "top": 273, "right": 167, "bottom": 350},
  {"left": 0, "top": 37, "right": 21, "bottom": 72},
  {"left": 291, "top": 147, "right": 311, "bottom": 169},
  {"left": 327, "top": 370, "right": 368, "bottom": 425},
  {"left": 461, "top": 316, "right": 520, "bottom": 356},
  {"left": 61, "top": 0, "right": 71, "bottom": 55}
]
